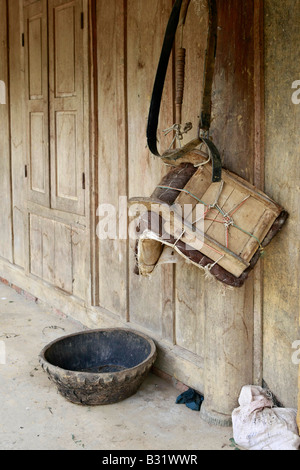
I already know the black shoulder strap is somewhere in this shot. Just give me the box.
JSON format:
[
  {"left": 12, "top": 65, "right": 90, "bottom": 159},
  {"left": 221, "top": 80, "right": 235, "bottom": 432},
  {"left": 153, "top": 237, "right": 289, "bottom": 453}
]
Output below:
[
  {"left": 147, "top": 0, "right": 183, "bottom": 157},
  {"left": 147, "top": 0, "right": 222, "bottom": 183}
]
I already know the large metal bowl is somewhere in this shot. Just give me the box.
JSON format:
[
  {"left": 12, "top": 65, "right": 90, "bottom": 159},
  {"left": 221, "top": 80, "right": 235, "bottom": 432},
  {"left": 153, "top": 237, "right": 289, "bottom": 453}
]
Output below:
[{"left": 39, "top": 328, "right": 157, "bottom": 406}]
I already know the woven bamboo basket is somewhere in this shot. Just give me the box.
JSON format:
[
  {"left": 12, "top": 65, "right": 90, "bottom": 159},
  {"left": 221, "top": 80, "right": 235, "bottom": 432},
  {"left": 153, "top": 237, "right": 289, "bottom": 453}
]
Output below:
[{"left": 130, "top": 152, "right": 288, "bottom": 288}]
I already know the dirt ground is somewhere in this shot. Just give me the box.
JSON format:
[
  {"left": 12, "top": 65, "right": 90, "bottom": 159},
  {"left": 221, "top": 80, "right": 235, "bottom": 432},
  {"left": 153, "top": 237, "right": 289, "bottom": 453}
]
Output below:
[{"left": 0, "top": 282, "right": 234, "bottom": 451}]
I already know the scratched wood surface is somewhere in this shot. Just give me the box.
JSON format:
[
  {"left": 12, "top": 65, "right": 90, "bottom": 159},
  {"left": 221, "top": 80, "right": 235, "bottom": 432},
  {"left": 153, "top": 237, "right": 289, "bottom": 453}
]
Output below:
[
  {"left": 0, "top": 0, "right": 13, "bottom": 263},
  {"left": 8, "top": 0, "right": 26, "bottom": 268},
  {"left": 96, "top": 0, "right": 128, "bottom": 320},
  {"left": 263, "top": 0, "right": 300, "bottom": 408},
  {"left": 94, "top": 0, "right": 257, "bottom": 378},
  {"left": 126, "top": 0, "right": 174, "bottom": 338},
  {"left": 175, "top": 0, "right": 256, "bottom": 362},
  {"left": 92, "top": 0, "right": 258, "bottom": 392}
]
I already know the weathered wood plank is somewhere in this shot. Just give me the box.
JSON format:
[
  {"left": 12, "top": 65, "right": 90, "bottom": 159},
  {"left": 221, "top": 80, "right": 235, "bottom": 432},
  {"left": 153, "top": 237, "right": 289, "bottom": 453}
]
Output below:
[
  {"left": 127, "top": 0, "right": 174, "bottom": 339},
  {"left": 175, "top": 258, "right": 205, "bottom": 357},
  {"left": 8, "top": 0, "right": 26, "bottom": 268},
  {"left": 0, "top": 0, "right": 13, "bottom": 263},
  {"left": 173, "top": 0, "right": 209, "bottom": 356},
  {"left": 41, "top": 217, "right": 55, "bottom": 285},
  {"left": 54, "top": 221, "right": 73, "bottom": 293},
  {"left": 198, "top": 0, "right": 256, "bottom": 421},
  {"left": 72, "top": 226, "right": 91, "bottom": 301},
  {"left": 263, "top": 0, "right": 300, "bottom": 407},
  {"left": 97, "top": 0, "right": 128, "bottom": 320},
  {"left": 29, "top": 214, "right": 43, "bottom": 278},
  {"left": 211, "top": 0, "right": 255, "bottom": 182},
  {"left": 88, "top": 0, "right": 99, "bottom": 307},
  {"left": 252, "top": 0, "right": 265, "bottom": 387}
]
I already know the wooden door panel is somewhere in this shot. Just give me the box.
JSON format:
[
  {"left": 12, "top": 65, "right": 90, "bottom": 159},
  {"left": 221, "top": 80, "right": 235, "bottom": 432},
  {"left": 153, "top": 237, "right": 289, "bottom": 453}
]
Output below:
[
  {"left": 28, "top": 16, "right": 43, "bottom": 99},
  {"left": 29, "top": 212, "right": 89, "bottom": 299},
  {"left": 29, "top": 112, "right": 46, "bottom": 194},
  {"left": 54, "top": 2, "right": 76, "bottom": 97},
  {"left": 24, "top": 0, "right": 50, "bottom": 207},
  {"left": 55, "top": 111, "right": 78, "bottom": 200},
  {"left": 49, "top": 0, "right": 85, "bottom": 216}
]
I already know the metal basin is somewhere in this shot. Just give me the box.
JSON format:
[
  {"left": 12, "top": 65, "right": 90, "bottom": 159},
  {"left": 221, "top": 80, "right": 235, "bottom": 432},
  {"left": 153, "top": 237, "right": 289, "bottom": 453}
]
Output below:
[{"left": 39, "top": 328, "right": 157, "bottom": 406}]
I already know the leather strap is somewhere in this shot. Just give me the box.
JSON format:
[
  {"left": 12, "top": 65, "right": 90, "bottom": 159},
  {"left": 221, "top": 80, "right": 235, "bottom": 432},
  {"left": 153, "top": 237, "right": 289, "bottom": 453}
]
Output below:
[
  {"left": 200, "top": 0, "right": 218, "bottom": 131},
  {"left": 147, "top": 0, "right": 222, "bottom": 183},
  {"left": 147, "top": 0, "right": 183, "bottom": 157}
]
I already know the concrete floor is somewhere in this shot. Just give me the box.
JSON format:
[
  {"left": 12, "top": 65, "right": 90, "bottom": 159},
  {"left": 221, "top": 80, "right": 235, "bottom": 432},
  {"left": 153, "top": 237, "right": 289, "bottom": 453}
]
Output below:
[{"left": 0, "top": 282, "right": 234, "bottom": 451}]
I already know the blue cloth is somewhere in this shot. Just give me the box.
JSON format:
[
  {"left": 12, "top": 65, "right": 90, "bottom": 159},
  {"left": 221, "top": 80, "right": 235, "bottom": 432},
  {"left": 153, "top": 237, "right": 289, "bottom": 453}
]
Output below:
[{"left": 176, "top": 388, "right": 204, "bottom": 411}]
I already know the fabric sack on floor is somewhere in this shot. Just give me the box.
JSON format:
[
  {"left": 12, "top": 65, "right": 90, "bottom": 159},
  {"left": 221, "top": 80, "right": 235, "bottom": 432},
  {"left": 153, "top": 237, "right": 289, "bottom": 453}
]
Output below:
[{"left": 232, "top": 385, "right": 300, "bottom": 451}]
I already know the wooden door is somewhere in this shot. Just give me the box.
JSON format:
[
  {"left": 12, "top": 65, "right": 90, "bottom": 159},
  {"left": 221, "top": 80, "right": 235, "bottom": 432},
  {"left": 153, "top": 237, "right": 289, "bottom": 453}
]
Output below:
[
  {"left": 24, "top": 0, "right": 50, "bottom": 207},
  {"left": 48, "top": 0, "right": 86, "bottom": 216},
  {"left": 23, "top": 0, "right": 90, "bottom": 300}
]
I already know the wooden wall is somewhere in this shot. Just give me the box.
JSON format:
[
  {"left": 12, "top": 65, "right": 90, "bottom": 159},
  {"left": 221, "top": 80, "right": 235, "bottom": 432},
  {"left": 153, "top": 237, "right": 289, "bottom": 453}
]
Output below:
[
  {"left": 96, "top": 0, "right": 177, "bottom": 338},
  {"left": 95, "top": 0, "right": 300, "bottom": 408},
  {"left": 263, "top": 0, "right": 300, "bottom": 407},
  {"left": 0, "top": 0, "right": 299, "bottom": 411},
  {"left": 95, "top": 0, "right": 256, "bottom": 402}
]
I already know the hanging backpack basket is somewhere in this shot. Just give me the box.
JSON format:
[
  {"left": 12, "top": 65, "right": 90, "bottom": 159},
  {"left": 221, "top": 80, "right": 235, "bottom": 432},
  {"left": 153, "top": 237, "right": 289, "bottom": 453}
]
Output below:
[{"left": 129, "top": 0, "right": 288, "bottom": 288}]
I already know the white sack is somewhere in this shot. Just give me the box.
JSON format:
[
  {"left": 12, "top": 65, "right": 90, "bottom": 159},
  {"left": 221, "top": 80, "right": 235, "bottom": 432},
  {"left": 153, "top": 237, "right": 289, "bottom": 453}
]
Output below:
[{"left": 232, "top": 385, "right": 300, "bottom": 451}]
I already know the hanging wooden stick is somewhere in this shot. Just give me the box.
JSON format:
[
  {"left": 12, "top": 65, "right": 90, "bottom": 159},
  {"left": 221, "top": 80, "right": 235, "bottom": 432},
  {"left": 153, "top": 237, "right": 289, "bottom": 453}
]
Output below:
[{"left": 176, "top": 48, "right": 186, "bottom": 125}]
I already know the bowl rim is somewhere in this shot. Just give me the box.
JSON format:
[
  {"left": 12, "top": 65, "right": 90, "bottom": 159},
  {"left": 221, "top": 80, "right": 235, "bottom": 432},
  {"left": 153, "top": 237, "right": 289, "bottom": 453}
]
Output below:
[{"left": 39, "top": 327, "right": 157, "bottom": 378}]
